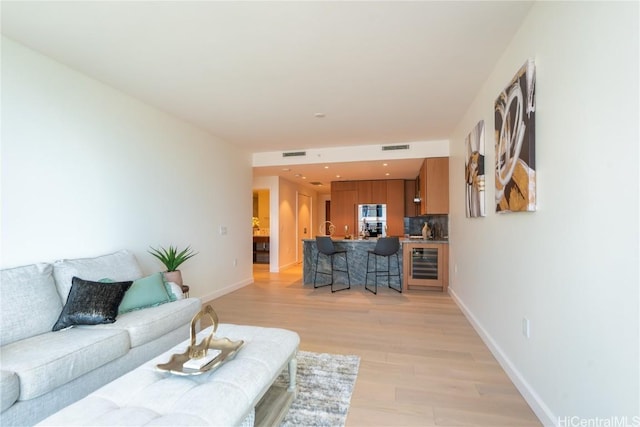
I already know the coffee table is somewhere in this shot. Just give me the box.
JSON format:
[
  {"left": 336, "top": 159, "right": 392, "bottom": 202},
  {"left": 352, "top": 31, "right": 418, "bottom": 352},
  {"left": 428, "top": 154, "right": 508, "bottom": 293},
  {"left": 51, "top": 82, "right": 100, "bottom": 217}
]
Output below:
[{"left": 37, "top": 324, "right": 300, "bottom": 426}]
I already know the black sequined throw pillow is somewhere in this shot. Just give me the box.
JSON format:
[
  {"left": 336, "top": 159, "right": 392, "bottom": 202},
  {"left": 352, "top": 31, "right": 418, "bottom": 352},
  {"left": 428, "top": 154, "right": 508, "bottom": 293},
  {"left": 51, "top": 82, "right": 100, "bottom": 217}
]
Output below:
[{"left": 52, "top": 276, "right": 132, "bottom": 331}]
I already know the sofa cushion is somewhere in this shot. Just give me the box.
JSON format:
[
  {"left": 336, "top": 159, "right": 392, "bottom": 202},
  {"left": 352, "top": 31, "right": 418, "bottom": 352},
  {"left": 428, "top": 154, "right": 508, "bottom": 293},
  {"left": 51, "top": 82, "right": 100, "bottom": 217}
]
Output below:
[
  {"left": 0, "top": 263, "right": 62, "bottom": 346},
  {"left": 0, "top": 370, "right": 19, "bottom": 412},
  {"left": 1, "top": 327, "right": 129, "bottom": 400},
  {"left": 118, "top": 272, "right": 171, "bottom": 314},
  {"left": 52, "top": 277, "right": 133, "bottom": 331},
  {"left": 53, "top": 250, "right": 144, "bottom": 304},
  {"left": 81, "top": 298, "right": 201, "bottom": 348}
]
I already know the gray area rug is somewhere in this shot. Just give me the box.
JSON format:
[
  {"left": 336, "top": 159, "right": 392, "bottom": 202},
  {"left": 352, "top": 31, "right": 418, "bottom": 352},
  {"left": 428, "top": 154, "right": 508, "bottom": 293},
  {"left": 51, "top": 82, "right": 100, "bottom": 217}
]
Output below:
[{"left": 276, "top": 351, "right": 360, "bottom": 427}]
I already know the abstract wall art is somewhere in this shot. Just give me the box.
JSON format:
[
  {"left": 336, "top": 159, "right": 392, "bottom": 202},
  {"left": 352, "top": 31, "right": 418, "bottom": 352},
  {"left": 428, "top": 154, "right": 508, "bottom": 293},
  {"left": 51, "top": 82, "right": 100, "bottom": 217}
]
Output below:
[
  {"left": 465, "top": 120, "right": 485, "bottom": 217},
  {"left": 494, "top": 59, "right": 536, "bottom": 213}
]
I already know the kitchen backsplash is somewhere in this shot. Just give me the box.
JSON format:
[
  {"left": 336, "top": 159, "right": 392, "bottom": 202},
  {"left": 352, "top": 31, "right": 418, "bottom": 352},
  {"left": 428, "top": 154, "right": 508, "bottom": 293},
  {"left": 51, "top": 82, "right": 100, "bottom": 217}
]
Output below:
[{"left": 404, "top": 215, "right": 448, "bottom": 239}]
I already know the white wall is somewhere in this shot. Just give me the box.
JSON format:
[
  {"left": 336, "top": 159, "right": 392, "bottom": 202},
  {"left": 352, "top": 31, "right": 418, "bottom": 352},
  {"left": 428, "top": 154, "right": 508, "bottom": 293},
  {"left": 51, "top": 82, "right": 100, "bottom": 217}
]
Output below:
[
  {"left": 448, "top": 2, "right": 639, "bottom": 425},
  {"left": 1, "top": 37, "right": 254, "bottom": 301}
]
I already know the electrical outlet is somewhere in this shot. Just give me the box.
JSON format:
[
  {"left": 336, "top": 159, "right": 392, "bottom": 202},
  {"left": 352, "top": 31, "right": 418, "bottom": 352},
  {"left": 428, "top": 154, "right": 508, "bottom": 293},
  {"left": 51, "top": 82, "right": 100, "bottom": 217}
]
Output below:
[
  {"left": 233, "top": 258, "right": 238, "bottom": 267},
  {"left": 522, "top": 318, "right": 531, "bottom": 339},
  {"left": 219, "top": 225, "right": 228, "bottom": 235}
]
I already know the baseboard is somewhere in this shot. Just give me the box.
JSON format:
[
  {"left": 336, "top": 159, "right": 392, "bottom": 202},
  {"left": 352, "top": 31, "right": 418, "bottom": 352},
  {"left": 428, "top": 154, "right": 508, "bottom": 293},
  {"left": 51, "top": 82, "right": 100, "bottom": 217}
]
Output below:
[
  {"left": 449, "top": 288, "right": 557, "bottom": 427},
  {"left": 200, "top": 277, "right": 253, "bottom": 303},
  {"left": 278, "top": 260, "right": 298, "bottom": 271}
]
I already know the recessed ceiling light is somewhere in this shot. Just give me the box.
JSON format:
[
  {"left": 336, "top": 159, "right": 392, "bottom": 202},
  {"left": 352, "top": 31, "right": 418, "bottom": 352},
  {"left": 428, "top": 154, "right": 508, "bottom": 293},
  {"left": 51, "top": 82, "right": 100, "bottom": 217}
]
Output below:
[
  {"left": 385, "top": 172, "right": 390, "bottom": 176},
  {"left": 294, "top": 173, "right": 301, "bottom": 178},
  {"left": 302, "top": 176, "right": 307, "bottom": 180},
  {"left": 336, "top": 174, "right": 341, "bottom": 178},
  {"left": 324, "top": 166, "right": 329, "bottom": 169},
  {"left": 282, "top": 168, "right": 291, "bottom": 172},
  {"left": 383, "top": 163, "right": 388, "bottom": 167}
]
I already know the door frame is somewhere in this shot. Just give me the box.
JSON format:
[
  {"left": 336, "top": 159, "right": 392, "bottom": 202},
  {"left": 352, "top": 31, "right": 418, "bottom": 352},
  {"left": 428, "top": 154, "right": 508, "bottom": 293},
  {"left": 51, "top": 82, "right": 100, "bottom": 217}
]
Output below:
[{"left": 296, "top": 192, "right": 312, "bottom": 263}]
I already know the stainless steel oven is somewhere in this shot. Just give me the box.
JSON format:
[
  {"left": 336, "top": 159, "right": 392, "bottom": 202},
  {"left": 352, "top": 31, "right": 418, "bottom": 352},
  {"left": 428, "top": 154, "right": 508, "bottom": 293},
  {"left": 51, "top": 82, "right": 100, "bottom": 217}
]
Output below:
[
  {"left": 359, "top": 204, "right": 386, "bottom": 219},
  {"left": 358, "top": 204, "right": 387, "bottom": 237}
]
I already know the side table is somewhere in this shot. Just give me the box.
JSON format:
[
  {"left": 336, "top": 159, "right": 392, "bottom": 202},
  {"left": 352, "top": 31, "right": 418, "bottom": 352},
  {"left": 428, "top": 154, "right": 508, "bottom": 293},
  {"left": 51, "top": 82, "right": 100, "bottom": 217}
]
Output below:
[{"left": 180, "top": 284, "right": 190, "bottom": 298}]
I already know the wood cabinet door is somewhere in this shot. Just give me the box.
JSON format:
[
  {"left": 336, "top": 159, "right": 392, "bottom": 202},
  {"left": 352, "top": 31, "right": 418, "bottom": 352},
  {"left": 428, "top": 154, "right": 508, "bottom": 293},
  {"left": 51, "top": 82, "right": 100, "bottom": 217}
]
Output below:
[
  {"left": 371, "top": 180, "right": 387, "bottom": 204},
  {"left": 332, "top": 181, "right": 358, "bottom": 192},
  {"left": 386, "top": 180, "right": 404, "bottom": 236},
  {"left": 357, "top": 181, "right": 372, "bottom": 204},
  {"left": 404, "top": 179, "right": 417, "bottom": 217},
  {"left": 331, "top": 190, "right": 357, "bottom": 237},
  {"left": 425, "top": 157, "right": 449, "bottom": 214},
  {"left": 419, "top": 160, "right": 427, "bottom": 214}
]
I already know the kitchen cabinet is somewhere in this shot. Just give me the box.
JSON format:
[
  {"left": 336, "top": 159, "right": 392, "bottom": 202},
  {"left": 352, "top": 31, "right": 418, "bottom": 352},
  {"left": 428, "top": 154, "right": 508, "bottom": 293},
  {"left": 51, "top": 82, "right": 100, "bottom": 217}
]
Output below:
[
  {"left": 385, "top": 180, "right": 404, "bottom": 236},
  {"left": 330, "top": 188, "right": 357, "bottom": 237},
  {"left": 419, "top": 157, "right": 449, "bottom": 214},
  {"left": 371, "top": 180, "right": 387, "bottom": 204},
  {"left": 332, "top": 181, "right": 357, "bottom": 192},
  {"left": 331, "top": 175, "right": 420, "bottom": 237},
  {"left": 404, "top": 179, "right": 418, "bottom": 217},
  {"left": 357, "top": 181, "right": 372, "bottom": 204},
  {"left": 402, "top": 242, "right": 448, "bottom": 292},
  {"left": 357, "top": 180, "right": 387, "bottom": 204}
]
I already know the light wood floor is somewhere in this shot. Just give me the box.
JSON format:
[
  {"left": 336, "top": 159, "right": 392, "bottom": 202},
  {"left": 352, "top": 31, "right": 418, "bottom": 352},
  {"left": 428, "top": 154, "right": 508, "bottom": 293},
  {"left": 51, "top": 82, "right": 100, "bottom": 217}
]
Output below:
[{"left": 204, "top": 264, "right": 541, "bottom": 426}]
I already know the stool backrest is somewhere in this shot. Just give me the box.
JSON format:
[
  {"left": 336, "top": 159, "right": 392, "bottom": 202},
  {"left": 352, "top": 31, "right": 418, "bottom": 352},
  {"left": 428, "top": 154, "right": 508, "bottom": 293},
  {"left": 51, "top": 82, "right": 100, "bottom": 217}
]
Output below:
[
  {"left": 373, "top": 237, "right": 400, "bottom": 256},
  {"left": 316, "top": 236, "right": 337, "bottom": 255}
]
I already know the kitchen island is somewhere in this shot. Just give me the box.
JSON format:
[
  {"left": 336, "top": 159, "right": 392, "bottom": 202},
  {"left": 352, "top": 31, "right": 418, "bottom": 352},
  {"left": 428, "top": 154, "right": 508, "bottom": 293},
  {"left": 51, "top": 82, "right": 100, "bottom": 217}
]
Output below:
[{"left": 302, "top": 238, "right": 448, "bottom": 289}]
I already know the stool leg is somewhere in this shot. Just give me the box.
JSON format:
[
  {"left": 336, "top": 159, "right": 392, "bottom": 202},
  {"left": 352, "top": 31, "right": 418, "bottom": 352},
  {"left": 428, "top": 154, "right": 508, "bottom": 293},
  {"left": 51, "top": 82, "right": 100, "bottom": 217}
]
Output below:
[
  {"left": 388, "top": 253, "right": 402, "bottom": 293},
  {"left": 331, "top": 252, "right": 351, "bottom": 293},
  {"left": 365, "top": 252, "right": 376, "bottom": 294},
  {"left": 314, "top": 251, "right": 331, "bottom": 289},
  {"left": 374, "top": 254, "right": 378, "bottom": 294},
  {"left": 387, "top": 256, "right": 390, "bottom": 288}
]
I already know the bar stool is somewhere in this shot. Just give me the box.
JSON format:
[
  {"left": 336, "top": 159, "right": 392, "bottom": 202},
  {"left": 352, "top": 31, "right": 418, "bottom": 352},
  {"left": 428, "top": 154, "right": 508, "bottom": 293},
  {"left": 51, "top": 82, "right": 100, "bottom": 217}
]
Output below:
[
  {"left": 365, "top": 237, "right": 402, "bottom": 295},
  {"left": 314, "top": 236, "right": 351, "bottom": 293}
]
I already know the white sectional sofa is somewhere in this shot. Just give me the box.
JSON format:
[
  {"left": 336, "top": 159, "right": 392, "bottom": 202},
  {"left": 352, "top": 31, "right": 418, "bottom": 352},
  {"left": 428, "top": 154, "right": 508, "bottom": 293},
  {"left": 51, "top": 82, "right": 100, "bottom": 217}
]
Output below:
[{"left": 0, "top": 250, "right": 202, "bottom": 426}]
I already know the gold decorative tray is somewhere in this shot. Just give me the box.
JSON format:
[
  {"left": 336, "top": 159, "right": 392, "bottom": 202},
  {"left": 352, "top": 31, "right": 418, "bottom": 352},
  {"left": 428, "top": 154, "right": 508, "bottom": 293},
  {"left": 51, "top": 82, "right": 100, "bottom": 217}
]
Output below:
[{"left": 156, "top": 305, "right": 244, "bottom": 376}]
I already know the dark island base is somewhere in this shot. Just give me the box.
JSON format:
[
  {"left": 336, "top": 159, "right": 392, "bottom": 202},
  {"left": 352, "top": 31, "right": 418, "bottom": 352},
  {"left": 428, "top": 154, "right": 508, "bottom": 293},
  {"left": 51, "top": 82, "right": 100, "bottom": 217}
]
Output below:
[{"left": 302, "top": 239, "right": 403, "bottom": 288}]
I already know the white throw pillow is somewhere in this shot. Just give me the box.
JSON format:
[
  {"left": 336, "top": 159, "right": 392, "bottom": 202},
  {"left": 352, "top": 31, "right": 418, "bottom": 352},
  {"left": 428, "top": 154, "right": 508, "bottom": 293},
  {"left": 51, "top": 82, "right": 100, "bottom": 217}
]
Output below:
[
  {"left": 53, "top": 250, "right": 144, "bottom": 304},
  {"left": 166, "top": 281, "right": 185, "bottom": 300}
]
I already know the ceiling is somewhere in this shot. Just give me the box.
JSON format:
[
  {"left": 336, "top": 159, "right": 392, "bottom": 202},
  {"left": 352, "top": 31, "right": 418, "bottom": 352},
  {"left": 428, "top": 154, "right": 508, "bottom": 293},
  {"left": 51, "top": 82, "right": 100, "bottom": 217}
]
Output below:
[
  {"left": 253, "top": 157, "right": 427, "bottom": 193},
  {"left": 1, "top": 1, "right": 533, "bottom": 193}
]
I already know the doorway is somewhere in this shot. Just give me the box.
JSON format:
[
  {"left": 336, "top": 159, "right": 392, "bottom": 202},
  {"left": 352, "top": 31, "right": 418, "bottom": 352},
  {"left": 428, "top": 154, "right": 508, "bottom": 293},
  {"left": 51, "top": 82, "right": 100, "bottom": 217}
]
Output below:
[
  {"left": 253, "top": 189, "right": 270, "bottom": 264},
  {"left": 297, "top": 192, "right": 311, "bottom": 263}
]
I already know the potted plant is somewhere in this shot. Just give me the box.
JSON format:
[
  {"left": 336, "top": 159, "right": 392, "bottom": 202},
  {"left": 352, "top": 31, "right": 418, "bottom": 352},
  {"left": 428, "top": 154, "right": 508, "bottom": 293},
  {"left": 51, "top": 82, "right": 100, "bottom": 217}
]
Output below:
[{"left": 148, "top": 245, "right": 197, "bottom": 286}]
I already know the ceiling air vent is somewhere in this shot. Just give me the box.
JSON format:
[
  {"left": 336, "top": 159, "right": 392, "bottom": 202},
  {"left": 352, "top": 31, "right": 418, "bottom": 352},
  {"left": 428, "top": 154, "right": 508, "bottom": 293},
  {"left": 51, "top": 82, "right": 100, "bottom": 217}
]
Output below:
[
  {"left": 310, "top": 182, "right": 323, "bottom": 186},
  {"left": 381, "top": 144, "right": 410, "bottom": 151},
  {"left": 282, "top": 151, "right": 306, "bottom": 157}
]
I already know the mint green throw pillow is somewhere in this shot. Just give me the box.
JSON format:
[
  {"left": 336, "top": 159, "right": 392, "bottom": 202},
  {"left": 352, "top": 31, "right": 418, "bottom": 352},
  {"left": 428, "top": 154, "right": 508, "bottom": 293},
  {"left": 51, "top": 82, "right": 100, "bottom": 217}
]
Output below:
[{"left": 115, "top": 272, "right": 171, "bottom": 314}]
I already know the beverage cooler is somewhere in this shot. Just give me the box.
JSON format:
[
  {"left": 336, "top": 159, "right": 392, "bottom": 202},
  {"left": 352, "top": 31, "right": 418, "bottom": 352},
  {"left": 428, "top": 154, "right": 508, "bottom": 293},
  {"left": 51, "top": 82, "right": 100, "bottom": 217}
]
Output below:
[{"left": 402, "top": 242, "right": 448, "bottom": 291}]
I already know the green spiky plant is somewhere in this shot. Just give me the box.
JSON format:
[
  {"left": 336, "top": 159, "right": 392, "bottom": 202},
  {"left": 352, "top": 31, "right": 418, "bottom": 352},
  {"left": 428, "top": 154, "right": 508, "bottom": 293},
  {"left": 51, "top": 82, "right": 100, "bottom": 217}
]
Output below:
[{"left": 148, "top": 245, "right": 198, "bottom": 272}]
